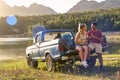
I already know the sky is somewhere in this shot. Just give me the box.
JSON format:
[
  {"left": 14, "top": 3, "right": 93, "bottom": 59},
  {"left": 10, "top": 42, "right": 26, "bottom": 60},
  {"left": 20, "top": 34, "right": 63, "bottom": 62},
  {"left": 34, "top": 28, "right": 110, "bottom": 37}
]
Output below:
[{"left": 4, "top": 0, "right": 106, "bottom": 13}]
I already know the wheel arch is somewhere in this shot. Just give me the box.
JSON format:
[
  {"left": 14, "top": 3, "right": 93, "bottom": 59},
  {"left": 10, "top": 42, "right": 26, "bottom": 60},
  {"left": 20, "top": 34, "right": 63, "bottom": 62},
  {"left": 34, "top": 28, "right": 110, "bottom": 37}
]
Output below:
[{"left": 44, "top": 50, "right": 52, "bottom": 59}]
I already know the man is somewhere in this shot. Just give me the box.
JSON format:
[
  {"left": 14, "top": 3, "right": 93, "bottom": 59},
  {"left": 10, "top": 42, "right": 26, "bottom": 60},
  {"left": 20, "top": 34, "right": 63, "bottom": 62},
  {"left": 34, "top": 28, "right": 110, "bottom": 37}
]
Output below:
[{"left": 88, "top": 22, "right": 103, "bottom": 70}]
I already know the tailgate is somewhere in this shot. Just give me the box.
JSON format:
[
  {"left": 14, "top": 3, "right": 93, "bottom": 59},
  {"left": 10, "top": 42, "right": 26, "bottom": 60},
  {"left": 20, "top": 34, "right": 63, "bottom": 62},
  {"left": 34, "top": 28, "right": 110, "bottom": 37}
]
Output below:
[{"left": 63, "top": 50, "right": 79, "bottom": 56}]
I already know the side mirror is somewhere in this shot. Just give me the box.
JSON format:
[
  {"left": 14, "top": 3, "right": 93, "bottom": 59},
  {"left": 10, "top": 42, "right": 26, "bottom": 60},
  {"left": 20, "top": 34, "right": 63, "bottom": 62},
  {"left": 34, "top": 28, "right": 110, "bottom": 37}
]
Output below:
[{"left": 33, "top": 42, "right": 35, "bottom": 45}]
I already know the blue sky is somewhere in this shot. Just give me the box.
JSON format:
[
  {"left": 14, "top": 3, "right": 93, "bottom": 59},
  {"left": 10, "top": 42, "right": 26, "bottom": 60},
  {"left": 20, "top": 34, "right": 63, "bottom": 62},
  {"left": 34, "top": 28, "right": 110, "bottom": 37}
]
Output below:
[{"left": 4, "top": 0, "right": 106, "bottom": 13}]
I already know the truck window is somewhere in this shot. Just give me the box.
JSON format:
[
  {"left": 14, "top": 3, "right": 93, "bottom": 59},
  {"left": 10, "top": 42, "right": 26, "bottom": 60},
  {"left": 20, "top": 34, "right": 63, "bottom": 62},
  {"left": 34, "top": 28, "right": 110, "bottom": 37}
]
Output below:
[
  {"left": 44, "top": 31, "right": 73, "bottom": 42},
  {"left": 35, "top": 34, "right": 40, "bottom": 43},
  {"left": 44, "top": 33, "right": 56, "bottom": 41}
]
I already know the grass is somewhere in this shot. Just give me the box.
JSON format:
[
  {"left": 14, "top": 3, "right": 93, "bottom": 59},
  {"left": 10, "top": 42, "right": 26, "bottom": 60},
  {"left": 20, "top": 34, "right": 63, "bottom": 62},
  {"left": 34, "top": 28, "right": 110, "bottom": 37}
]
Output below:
[
  {"left": 106, "top": 35, "right": 120, "bottom": 43},
  {"left": 107, "top": 43, "right": 120, "bottom": 54},
  {"left": 0, "top": 54, "right": 120, "bottom": 80},
  {"left": 105, "top": 35, "right": 120, "bottom": 54},
  {"left": 0, "top": 33, "right": 120, "bottom": 80}
]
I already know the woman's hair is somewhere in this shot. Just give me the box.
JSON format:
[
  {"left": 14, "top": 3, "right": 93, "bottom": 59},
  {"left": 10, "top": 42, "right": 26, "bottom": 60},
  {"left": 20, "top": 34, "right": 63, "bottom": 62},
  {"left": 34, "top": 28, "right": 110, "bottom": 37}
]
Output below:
[{"left": 78, "top": 23, "right": 86, "bottom": 32}]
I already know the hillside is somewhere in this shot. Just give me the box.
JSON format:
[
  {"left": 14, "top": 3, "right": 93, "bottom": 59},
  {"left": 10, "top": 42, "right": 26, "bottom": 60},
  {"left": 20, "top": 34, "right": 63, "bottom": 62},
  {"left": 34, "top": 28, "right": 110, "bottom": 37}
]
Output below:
[
  {"left": 0, "top": 8, "right": 120, "bottom": 35},
  {"left": 0, "top": 0, "right": 57, "bottom": 16},
  {"left": 68, "top": 0, "right": 120, "bottom": 13}
]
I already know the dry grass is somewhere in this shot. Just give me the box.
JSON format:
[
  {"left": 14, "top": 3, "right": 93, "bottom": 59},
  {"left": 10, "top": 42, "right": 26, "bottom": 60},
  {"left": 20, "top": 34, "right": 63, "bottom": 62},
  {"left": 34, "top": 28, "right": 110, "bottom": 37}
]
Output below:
[
  {"left": 0, "top": 54, "right": 120, "bottom": 80},
  {"left": 106, "top": 35, "right": 120, "bottom": 43}
]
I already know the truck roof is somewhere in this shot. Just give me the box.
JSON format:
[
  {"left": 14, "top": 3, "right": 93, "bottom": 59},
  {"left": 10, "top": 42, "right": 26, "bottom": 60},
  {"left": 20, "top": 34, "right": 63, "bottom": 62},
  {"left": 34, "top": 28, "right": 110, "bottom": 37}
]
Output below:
[{"left": 36, "top": 29, "right": 73, "bottom": 35}]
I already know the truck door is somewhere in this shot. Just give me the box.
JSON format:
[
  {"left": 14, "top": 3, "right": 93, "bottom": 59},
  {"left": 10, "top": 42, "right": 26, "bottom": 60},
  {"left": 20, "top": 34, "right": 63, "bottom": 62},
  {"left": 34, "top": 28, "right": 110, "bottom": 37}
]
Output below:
[{"left": 32, "top": 34, "right": 41, "bottom": 57}]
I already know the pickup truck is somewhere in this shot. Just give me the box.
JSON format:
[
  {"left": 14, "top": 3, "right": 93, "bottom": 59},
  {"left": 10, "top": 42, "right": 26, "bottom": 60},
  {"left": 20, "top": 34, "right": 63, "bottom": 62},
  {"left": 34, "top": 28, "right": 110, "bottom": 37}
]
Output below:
[{"left": 26, "top": 28, "right": 110, "bottom": 71}]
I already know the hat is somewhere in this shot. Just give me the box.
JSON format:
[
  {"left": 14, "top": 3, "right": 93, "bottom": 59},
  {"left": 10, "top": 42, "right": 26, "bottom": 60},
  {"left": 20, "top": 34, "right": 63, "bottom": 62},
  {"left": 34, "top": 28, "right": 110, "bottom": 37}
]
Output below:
[{"left": 92, "top": 22, "right": 98, "bottom": 26}]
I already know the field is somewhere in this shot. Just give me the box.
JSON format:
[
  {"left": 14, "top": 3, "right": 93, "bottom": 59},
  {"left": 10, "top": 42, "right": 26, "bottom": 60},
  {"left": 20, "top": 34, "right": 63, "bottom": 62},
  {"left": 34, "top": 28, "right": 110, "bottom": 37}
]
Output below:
[
  {"left": 0, "top": 54, "right": 120, "bottom": 80},
  {"left": 0, "top": 33, "right": 120, "bottom": 80},
  {"left": 105, "top": 34, "right": 120, "bottom": 54}
]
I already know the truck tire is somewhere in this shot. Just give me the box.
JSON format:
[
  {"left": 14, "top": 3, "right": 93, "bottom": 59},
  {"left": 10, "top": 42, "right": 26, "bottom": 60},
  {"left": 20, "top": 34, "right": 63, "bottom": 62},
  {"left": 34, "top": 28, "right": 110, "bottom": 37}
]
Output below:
[
  {"left": 46, "top": 54, "right": 55, "bottom": 71},
  {"left": 27, "top": 56, "right": 38, "bottom": 68},
  {"left": 87, "top": 56, "right": 96, "bottom": 67},
  {"left": 69, "top": 59, "right": 75, "bottom": 64}
]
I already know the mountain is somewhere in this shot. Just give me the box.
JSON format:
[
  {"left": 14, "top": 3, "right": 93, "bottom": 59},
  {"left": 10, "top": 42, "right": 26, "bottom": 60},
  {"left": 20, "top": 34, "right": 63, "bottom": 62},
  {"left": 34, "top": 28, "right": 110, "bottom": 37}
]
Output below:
[
  {"left": 101, "top": 0, "right": 120, "bottom": 9},
  {"left": 0, "top": 0, "right": 12, "bottom": 16},
  {"left": 0, "top": 0, "right": 57, "bottom": 16},
  {"left": 68, "top": 0, "right": 120, "bottom": 13}
]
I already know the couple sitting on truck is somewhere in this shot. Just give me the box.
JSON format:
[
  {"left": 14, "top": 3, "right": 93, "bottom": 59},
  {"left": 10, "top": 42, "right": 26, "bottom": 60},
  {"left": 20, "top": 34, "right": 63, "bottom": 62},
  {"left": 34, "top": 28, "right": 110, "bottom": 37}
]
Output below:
[{"left": 75, "top": 22, "right": 103, "bottom": 70}]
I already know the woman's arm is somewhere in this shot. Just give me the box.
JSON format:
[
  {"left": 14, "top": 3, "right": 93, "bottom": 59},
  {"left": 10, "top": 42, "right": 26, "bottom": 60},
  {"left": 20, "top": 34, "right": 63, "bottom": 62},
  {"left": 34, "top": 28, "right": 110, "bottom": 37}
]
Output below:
[{"left": 75, "top": 32, "right": 80, "bottom": 44}]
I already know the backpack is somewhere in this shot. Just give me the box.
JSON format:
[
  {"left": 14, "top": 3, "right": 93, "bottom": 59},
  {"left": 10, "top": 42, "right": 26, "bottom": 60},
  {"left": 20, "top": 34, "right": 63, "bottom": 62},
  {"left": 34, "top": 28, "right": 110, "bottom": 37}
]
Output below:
[{"left": 62, "top": 34, "right": 74, "bottom": 50}]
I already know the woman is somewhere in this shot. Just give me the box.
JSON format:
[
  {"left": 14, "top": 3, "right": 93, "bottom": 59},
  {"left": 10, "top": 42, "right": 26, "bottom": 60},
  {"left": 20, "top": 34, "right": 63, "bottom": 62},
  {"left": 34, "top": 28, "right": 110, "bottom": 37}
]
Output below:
[{"left": 75, "top": 23, "right": 89, "bottom": 68}]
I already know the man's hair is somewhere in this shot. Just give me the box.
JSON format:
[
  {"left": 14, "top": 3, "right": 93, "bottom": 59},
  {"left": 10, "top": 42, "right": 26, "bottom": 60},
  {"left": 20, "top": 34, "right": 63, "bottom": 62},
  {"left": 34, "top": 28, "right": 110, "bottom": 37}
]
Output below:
[{"left": 92, "top": 22, "right": 98, "bottom": 26}]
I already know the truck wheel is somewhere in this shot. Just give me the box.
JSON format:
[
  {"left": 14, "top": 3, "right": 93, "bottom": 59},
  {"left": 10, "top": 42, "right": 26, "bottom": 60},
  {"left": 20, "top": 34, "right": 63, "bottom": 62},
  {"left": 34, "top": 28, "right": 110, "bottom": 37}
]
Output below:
[
  {"left": 69, "top": 59, "right": 75, "bottom": 64},
  {"left": 27, "top": 56, "right": 38, "bottom": 68},
  {"left": 87, "top": 56, "right": 96, "bottom": 67},
  {"left": 46, "top": 54, "right": 55, "bottom": 71}
]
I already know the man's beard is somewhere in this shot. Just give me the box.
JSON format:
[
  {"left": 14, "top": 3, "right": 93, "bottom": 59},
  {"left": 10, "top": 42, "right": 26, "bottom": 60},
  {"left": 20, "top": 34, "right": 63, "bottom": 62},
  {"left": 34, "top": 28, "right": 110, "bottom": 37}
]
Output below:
[{"left": 93, "top": 28, "right": 96, "bottom": 30}]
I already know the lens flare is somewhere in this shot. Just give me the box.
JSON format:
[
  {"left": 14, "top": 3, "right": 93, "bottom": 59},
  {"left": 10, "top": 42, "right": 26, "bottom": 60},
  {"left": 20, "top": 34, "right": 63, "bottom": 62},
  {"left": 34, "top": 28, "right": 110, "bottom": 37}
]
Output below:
[{"left": 6, "top": 15, "right": 17, "bottom": 26}]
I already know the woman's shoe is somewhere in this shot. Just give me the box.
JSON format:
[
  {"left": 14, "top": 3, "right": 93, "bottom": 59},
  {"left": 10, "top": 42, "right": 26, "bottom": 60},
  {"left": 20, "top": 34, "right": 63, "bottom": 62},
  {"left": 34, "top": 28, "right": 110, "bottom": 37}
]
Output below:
[{"left": 82, "top": 61, "right": 88, "bottom": 68}]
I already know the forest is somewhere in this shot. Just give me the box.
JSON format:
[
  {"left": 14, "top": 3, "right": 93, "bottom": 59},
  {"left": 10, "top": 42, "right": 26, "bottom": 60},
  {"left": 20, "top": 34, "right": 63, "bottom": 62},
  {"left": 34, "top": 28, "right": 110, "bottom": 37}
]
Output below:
[{"left": 0, "top": 8, "right": 120, "bottom": 35}]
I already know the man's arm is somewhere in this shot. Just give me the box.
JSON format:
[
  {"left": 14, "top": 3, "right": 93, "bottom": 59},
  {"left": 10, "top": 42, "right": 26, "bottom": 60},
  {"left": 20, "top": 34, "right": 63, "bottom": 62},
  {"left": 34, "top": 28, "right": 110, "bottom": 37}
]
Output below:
[
  {"left": 91, "top": 31, "right": 102, "bottom": 41},
  {"left": 87, "top": 30, "right": 92, "bottom": 39}
]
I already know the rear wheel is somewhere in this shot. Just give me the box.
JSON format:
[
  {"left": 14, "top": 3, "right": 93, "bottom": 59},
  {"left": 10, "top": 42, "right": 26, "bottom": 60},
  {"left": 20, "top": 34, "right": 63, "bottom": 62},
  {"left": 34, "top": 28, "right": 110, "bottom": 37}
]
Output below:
[
  {"left": 46, "top": 54, "right": 55, "bottom": 71},
  {"left": 27, "top": 55, "right": 38, "bottom": 68}
]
